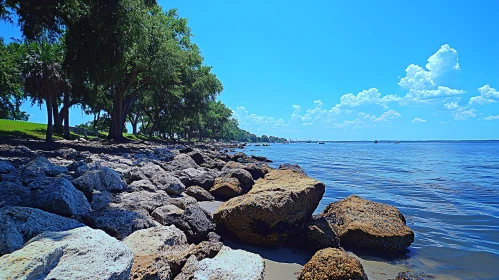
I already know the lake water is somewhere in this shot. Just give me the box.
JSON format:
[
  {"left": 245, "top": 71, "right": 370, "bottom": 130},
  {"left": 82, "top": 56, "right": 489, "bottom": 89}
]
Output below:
[{"left": 242, "top": 141, "right": 499, "bottom": 279}]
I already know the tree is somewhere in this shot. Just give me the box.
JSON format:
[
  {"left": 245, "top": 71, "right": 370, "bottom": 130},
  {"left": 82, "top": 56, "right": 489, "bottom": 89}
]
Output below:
[
  {"left": 0, "top": 38, "right": 28, "bottom": 120},
  {"left": 22, "top": 41, "right": 67, "bottom": 142}
]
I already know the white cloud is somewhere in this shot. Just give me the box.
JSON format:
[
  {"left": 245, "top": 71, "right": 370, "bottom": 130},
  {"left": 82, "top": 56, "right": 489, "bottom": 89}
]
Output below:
[
  {"left": 399, "top": 44, "right": 462, "bottom": 104},
  {"left": 452, "top": 108, "right": 477, "bottom": 120},
  {"left": 444, "top": 101, "right": 460, "bottom": 110},
  {"left": 335, "top": 88, "right": 400, "bottom": 109},
  {"left": 469, "top": 85, "right": 499, "bottom": 105},
  {"left": 484, "top": 115, "right": 499, "bottom": 121},
  {"left": 232, "top": 106, "right": 287, "bottom": 133},
  {"left": 333, "top": 110, "right": 401, "bottom": 129},
  {"left": 412, "top": 118, "right": 426, "bottom": 123}
]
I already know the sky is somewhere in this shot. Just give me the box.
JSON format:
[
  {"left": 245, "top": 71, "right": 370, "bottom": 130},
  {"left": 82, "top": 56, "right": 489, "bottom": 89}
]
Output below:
[{"left": 1, "top": 0, "right": 498, "bottom": 140}]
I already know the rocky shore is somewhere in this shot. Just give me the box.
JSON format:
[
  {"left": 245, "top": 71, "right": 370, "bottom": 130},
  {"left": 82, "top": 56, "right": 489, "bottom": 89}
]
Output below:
[{"left": 0, "top": 139, "right": 415, "bottom": 279}]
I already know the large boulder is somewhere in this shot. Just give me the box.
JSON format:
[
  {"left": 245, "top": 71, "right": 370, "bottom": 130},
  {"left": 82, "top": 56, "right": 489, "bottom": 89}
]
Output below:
[
  {"left": 0, "top": 227, "right": 134, "bottom": 280},
  {"left": 209, "top": 177, "right": 243, "bottom": 200},
  {"left": 29, "top": 177, "right": 91, "bottom": 218},
  {"left": 174, "top": 168, "right": 218, "bottom": 189},
  {"left": 297, "top": 248, "right": 367, "bottom": 280},
  {"left": 128, "top": 179, "right": 158, "bottom": 192},
  {"left": 279, "top": 163, "right": 306, "bottom": 175},
  {"left": 185, "top": 185, "right": 215, "bottom": 201},
  {"left": 222, "top": 161, "right": 271, "bottom": 180},
  {"left": 88, "top": 190, "right": 170, "bottom": 239},
  {"left": 152, "top": 203, "right": 215, "bottom": 243},
  {"left": 302, "top": 216, "right": 341, "bottom": 251},
  {"left": 221, "top": 168, "right": 254, "bottom": 192},
  {"left": 124, "top": 226, "right": 187, "bottom": 280},
  {"left": 151, "top": 171, "right": 186, "bottom": 195},
  {"left": 72, "top": 167, "right": 126, "bottom": 193},
  {"left": 163, "top": 154, "right": 199, "bottom": 172},
  {"left": 0, "top": 206, "right": 84, "bottom": 255},
  {"left": 177, "top": 246, "right": 265, "bottom": 280},
  {"left": 124, "top": 226, "right": 223, "bottom": 280},
  {"left": 321, "top": 195, "right": 415, "bottom": 253},
  {"left": 0, "top": 159, "right": 17, "bottom": 175},
  {"left": 213, "top": 169, "right": 325, "bottom": 246},
  {"left": 0, "top": 181, "right": 30, "bottom": 207}
]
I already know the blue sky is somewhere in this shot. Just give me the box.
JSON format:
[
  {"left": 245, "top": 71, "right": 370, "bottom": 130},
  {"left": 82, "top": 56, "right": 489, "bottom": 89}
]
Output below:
[{"left": 1, "top": 0, "right": 498, "bottom": 140}]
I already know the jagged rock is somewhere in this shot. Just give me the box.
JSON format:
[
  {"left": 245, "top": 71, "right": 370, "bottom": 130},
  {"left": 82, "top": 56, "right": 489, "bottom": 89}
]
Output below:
[
  {"left": 151, "top": 171, "right": 186, "bottom": 195},
  {"left": 136, "top": 161, "right": 165, "bottom": 179},
  {"left": 298, "top": 248, "right": 367, "bottom": 280},
  {"left": 124, "top": 225, "right": 188, "bottom": 255},
  {"left": 72, "top": 167, "right": 126, "bottom": 193},
  {"left": 0, "top": 181, "right": 30, "bottom": 207},
  {"left": 163, "top": 154, "right": 199, "bottom": 172},
  {"left": 210, "top": 177, "right": 243, "bottom": 199},
  {"left": 56, "top": 148, "right": 82, "bottom": 160},
  {"left": 207, "top": 232, "right": 222, "bottom": 242},
  {"left": 169, "top": 241, "right": 223, "bottom": 277},
  {"left": 251, "top": 155, "right": 272, "bottom": 162},
  {"left": 231, "top": 152, "right": 248, "bottom": 161},
  {"left": 222, "top": 161, "right": 271, "bottom": 180},
  {"left": 213, "top": 169, "right": 325, "bottom": 246},
  {"left": 174, "top": 168, "right": 218, "bottom": 189},
  {"left": 200, "top": 158, "right": 226, "bottom": 171},
  {"left": 177, "top": 246, "right": 265, "bottom": 280},
  {"left": 222, "top": 168, "right": 254, "bottom": 192},
  {"left": 303, "top": 216, "right": 340, "bottom": 251},
  {"left": 152, "top": 203, "right": 215, "bottom": 243},
  {"left": 279, "top": 163, "right": 306, "bottom": 175},
  {"left": 128, "top": 179, "right": 158, "bottom": 192},
  {"left": 0, "top": 227, "right": 134, "bottom": 280},
  {"left": 88, "top": 207, "right": 156, "bottom": 239},
  {"left": 21, "top": 156, "right": 68, "bottom": 181},
  {"left": 321, "top": 195, "right": 414, "bottom": 253},
  {"left": 185, "top": 185, "right": 215, "bottom": 201},
  {"left": 0, "top": 159, "right": 17, "bottom": 174},
  {"left": 0, "top": 206, "right": 84, "bottom": 255},
  {"left": 117, "top": 190, "right": 171, "bottom": 213},
  {"left": 29, "top": 177, "right": 91, "bottom": 218},
  {"left": 188, "top": 150, "right": 206, "bottom": 165}
]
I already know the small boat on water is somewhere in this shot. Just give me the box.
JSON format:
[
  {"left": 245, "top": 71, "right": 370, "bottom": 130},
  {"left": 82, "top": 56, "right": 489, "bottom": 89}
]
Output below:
[
  {"left": 318, "top": 142, "right": 325, "bottom": 144},
  {"left": 374, "top": 140, "right": 379, "bottom": 144},
  {"left": 394, "top": 140, "right": 400, "bottom": 144}
]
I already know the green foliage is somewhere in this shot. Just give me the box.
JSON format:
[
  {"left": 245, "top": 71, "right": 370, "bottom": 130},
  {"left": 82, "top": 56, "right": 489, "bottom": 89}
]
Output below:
[{"left": 0, "top": 38, "right": 28, "bottom": 120}]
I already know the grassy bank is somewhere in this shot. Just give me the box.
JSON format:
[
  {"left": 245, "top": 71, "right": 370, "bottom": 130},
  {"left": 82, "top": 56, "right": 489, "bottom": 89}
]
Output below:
[{"left": 0, "top": 119, "right": 145, "bottom": 141}]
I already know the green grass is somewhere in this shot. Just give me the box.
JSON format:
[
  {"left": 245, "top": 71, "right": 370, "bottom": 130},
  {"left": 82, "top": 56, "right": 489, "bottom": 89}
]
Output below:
[{"left": 0, "top": 119, "right": 147, "bottom": 141}]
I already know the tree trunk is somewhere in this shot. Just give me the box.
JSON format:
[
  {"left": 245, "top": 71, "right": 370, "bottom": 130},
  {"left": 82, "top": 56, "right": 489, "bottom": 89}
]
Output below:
[
  {"left": 63, "top": 92, "right": 70, "bottom": 139},
  {"left": 45, "top": 98, "right": 53, "bottom": 142},
  {"left": 108, "top": 89, "right": 125, "bottom": 140},
  {"left": 93, "top": 111, "right": 100, "bottom": 130},
  {"left": 52, "top": 97, "right": 62, "bottom": 133},
  {"left": 132, "top": 122, "right": 138, "bottom": 134}
]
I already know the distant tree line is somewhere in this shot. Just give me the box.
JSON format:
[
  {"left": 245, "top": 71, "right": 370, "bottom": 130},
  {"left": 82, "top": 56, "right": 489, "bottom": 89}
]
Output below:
[{"left": 0, "top": 1, "right": 286, "bottom": 143}]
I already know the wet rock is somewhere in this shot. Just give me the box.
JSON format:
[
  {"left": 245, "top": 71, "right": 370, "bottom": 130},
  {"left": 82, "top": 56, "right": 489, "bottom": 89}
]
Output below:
[
  {"left": 185, "top": 185, "right": 215, "bottom": 201},
  {"left": 222, "top": 168, "right": 254, "bottom": 192},
  {"left": 29, "top": 177, "right": 91, "bottom": 218},
  {"left": 298, "top": 248, "right": 367, "bottom": 280},
  {"left": 209, "top": 177, "right": 243, "bottom": 200},
  {"left": 321, "top": 195, "right": 415, "bottom": 253},
  {"left": 174, "top": 168, "right": 217, "bottom": 189},
  {"left": 177, "top": 246, "right": 265, "bottom": 280},
  {"left": 151, "top": 171, "right": 186, "bottom": 195},
  {"left": 279, "top": 163, "right": 306, "bottom": 175},
  {"left": 0, "top": 227, "right": 134, "bottom": 280},
  {"left": 213, "top": 169, "right": 325, "bottom": 246},
  {"left": 0, "top": 206, "right": 84, "bottom": 255}
]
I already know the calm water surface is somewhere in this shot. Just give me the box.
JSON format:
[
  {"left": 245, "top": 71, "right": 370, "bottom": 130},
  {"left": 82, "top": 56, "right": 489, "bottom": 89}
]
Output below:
[{"left": 242, "top": 142, "right": 499, "bottom": 279}]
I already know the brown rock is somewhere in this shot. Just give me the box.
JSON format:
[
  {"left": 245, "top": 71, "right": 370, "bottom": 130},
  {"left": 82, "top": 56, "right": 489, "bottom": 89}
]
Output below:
[
  {"left": 213, "top": 169, "right": 325, "bottom": 246},
  {"left": 321, "top": 195, "right": 414, "bottom": 253},
  {"left": 185, "top": 185, "right": 215, "bottom": 201},
  {"left": 304, "top": 216, "right": 341, "bottom": 251},
  {"left": 209, "top": 177, "right": 243, "bottom": 200},
  {"left": 221, "top": 161, "right": 272, "bottom": 180},
  {"left": 298, "top": 248, "right": 368, "bottom": 280}
]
